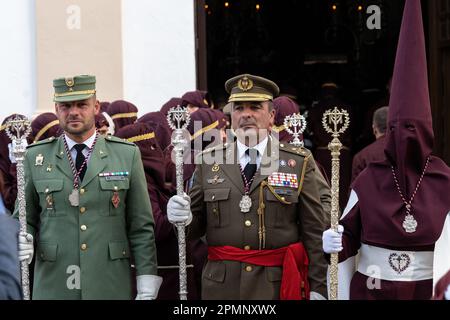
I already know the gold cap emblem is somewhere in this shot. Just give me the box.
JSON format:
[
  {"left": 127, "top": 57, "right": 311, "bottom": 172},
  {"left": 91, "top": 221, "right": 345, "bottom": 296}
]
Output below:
[
  {"left": 65, "top": 77, "right": 74, "bottom": 87},
  {"left": 238, "top": 76, "right": 253, "bottom": 92}
]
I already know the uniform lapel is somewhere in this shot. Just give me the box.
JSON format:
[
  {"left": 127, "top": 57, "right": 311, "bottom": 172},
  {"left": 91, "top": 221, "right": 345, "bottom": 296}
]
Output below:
[
  {"left": 219, "top": 142, "right": 245, "bottom": 192},
  {"left": 55, "top": 136, "right": 75, "bottom": 181},
  {"left": 81, "top": 135, "right": 107, "bottom": 188},
  {"left": 249, "top": 136, "right": 280, "bottom": 194}
]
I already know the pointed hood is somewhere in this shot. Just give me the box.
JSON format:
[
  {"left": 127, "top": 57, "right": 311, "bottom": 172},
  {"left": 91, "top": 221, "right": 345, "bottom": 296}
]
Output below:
[{"left": 385, "top": 0, "right": 434, "bottom": 196}]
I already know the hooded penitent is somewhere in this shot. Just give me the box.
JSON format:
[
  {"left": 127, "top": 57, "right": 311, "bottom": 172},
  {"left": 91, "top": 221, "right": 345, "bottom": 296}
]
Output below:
[
  {"left": 107, "top": 100, "right": 138, "bottom": 132},
  {"left": 31, "top": 112, "right": 62, "bottom": 142},
  {"left": 181, "top": 90, "right": 210, "bottom": 109},
  {"left": 352, "top": 0, "right": 450, "bottom": 259},
  {"left": 273, "top": 96, "right": 302, "bottom": 143}
]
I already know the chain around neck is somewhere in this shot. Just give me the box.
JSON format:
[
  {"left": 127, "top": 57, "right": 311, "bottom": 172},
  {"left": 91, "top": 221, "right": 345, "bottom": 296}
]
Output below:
[{"left": 390, "top": 156, "right": 430, "bottom": 214}]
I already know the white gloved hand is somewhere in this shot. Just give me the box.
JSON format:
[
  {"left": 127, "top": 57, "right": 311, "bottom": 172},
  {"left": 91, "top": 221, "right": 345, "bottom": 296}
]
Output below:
[
  {"left": 322, "top": 225, "right": 344, "bottom": 254},
  {"left": 310, "top": 291, "right": 327, "bottom": 300},
  {"left": 135, "top": 275, "right": 163, "bottom": 300},
  {"left": 167, "top": 194, "right": 192, "bottom": 225},
  {"left": 18, "top": 232, "right": 34, "bottom": 264},
  {"left": 445, "top": 284, "right": 450, "bottom": 300}
]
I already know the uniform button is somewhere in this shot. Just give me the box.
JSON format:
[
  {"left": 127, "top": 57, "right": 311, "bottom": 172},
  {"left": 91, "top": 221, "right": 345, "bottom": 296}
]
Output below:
[
  {"left": 80, "top": 188, "right": 85, "bottom": 195},
  {"left": 81, "top": 244, "right": 87, "bottom": 250},
  {"left": 122, "top": 250, "right": 127, "bottom": 256},
  {"left": 80, "top": 225, "right": 87, "bottom": 231},
  {"left": 212, "top": 208, "right": 217, "bottom": 213},
  {"left": 280, "top": 144, "right": 284, "bottom": 148},
  {"left": 211, "top": 194, "right": 215, "bottom": 200},
  {"left": 281, "top": 196, "right": 285, "bottom": 201},
  {"left": 45, "top": 188, "right": 49, "bottom": 193},
  {"left": 40, "top": 253, "right": 44, "bottom": 259},
  {"left": 244, "top": 245, "right": 251, "bottom": 250},
  {"left": 245, "top": 266, "right": 253, "bottom": 272},
  {"left": 80, "top": 207, "right": 86, "bottom": 214},
  {"left": 245, "top": 220, "right": 252, "bottom": 227}
]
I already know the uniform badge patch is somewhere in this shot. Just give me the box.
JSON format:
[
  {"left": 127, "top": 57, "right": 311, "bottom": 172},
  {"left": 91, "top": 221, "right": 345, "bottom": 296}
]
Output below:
[
  {"left": 279, "top": 160, "right": 287, "bottom": 167},
  {"left": 207, "top": 175, "right": 225, "bottom": 185},
  {"left": 35, "top": 154, "right": 44, "bottom": 166},
  {"left": 268, "top": 172, "right": 299, "bottom": 188}
]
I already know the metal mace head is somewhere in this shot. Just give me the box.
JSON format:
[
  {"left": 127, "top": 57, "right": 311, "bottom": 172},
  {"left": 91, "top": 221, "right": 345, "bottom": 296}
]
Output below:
[
  {"left": 283, "top": 113, "right": 307, "bottom": 147},
  {"left": 322, "top": 106, "right": 350, "bottom": 140},
  {"left": 5, "top": 115, "right": 31, "bottom": 156},
  {"left": 167, "top": 105, "right": 191, "bottom": 131}
]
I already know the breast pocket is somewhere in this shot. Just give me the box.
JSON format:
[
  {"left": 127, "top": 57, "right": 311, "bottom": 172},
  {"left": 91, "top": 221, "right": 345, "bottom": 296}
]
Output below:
[
  {"left": 34, "top": 179, "right": 65, "bottom": 217},
  {"left": 204, "top": 188, "right": 230, "bottom": 227},
  {"left": 265, "top": 188, "right": 298, "bottom": 227},
  {"left": 99, "top": 178, "right": 130, "bottom": 216}
]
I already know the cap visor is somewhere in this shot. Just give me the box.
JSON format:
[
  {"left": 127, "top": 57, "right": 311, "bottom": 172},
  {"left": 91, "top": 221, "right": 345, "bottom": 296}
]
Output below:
[{"left": 54, "top": 93, "right": 94, "bottom": 103}]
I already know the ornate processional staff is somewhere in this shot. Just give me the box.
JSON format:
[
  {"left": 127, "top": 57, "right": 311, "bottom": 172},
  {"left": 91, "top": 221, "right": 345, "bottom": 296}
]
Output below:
[
  {"left": 5, "top": 115, "right": 32, "bottom": 300},
  {"left": 167, "top": 106, "right": 191, "bottom": 300},
  {"left": 322, "top": 106, "right": 350, "bottom": 300}
]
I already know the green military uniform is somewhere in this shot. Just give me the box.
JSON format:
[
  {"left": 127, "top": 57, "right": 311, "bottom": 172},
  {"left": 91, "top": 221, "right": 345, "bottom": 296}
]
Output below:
[
  {"left": 188, "top": 74, "right": 330, "bottom": 299},
  {"left": 13, "top": 75, "right": 158, "bottom": 299}
]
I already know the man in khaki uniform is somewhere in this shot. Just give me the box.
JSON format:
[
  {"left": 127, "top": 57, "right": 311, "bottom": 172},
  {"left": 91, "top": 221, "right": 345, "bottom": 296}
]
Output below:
[
  {"left": 16, "top": 75, "right": 161, "bottom": 299},
  {"left": 168, "top": 74, "right": 329, "bottom": 299}
]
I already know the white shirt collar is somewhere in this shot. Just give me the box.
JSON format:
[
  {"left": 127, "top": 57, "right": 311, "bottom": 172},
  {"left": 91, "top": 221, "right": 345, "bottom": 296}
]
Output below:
[
  {"left": 64, "top": 132, "right": 97, "bottom": 151},
  {"left": 237, "top": 136, "right": 268, "bottom": 162}
]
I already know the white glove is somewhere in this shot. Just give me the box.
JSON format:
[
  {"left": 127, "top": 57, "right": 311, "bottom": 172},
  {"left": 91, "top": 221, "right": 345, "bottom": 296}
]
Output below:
[
  {"left": 135, "top": 275, "right": 163, "bottom": 300},
  {"left": 310, "top": 291, "right": 327, "bottom": 300},
  {"left": 167, "top": 194, "right": 192, "bottom": 225},
  {"left": 18, "top": 232, "right": 34, "bottom": 264},
  {"left": 322, "top": 225, "right": 344, "bottom": 254},
  {"left": 445, "top": 284, "right": 450, "bottom": 300}
]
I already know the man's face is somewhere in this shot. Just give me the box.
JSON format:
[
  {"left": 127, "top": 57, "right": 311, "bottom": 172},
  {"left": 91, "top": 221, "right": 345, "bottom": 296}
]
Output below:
[
  {"left": 55, "top": 97, "right": 99, "bottom": 136},
  {"left": 231, "top": 101, "right": 274, "bottom": 144}
]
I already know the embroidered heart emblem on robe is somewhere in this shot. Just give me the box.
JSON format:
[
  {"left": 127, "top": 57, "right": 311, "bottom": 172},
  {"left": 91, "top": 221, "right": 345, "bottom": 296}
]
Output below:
[{"left": 388, "top": 253, "right": 411, "bottom": 274}]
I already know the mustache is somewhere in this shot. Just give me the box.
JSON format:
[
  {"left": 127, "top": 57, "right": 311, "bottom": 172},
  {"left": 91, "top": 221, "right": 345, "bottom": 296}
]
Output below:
[
  {"left": 67, "top": 117, "right": 82, "bottom": 121},
  {"left": 239, "top": 120, "right": 257, "bottom": 127}
]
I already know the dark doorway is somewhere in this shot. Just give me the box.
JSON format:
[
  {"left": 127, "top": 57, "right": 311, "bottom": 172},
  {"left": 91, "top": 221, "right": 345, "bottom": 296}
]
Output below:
[{"left": 203, "top": 0, "right": 406, "bottom": 152}]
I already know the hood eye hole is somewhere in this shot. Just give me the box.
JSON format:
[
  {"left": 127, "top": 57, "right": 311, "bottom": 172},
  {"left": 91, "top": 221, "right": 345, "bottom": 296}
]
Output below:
[{"left": 405, "top": 124, "right": 416, "bottom": 131}]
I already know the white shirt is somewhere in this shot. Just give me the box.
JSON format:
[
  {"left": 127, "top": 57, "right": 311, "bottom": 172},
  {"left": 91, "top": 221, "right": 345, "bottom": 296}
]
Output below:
[
  {"left": 64, "top": 132, "right": 97, "bottom": 164},
  {"left": 236, "top": 137, "right": 268, "bottom": 170}
]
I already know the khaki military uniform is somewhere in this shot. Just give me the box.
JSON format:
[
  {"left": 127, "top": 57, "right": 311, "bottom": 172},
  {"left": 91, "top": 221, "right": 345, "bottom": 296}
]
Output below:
[
  {"left": 14, "top": 135, "right": 157, "bottom": 299},
  {"left": 189, "top": 138, "right": 330, "bottom": 299}
]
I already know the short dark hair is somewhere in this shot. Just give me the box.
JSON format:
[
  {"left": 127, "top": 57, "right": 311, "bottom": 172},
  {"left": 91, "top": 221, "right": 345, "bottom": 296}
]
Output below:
[{"left": 373, "top": 106, "right": 388, "bottom": 134}]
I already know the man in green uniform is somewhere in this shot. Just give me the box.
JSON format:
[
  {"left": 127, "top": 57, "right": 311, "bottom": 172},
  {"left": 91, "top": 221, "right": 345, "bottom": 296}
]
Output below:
[
  {"left": 168, "top": 74, "right": 329, "bottom": 300},
  {"left": 16, "top": 75, "right": 161, "bottom": 300}
]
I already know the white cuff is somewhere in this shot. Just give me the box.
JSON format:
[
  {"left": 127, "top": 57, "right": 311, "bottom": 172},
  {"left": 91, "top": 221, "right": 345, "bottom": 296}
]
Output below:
[
  {"left": 136, "top": 275, "right": 163, "bottom": 300},
  {"left": 310, "top": 291, "right": 327, "bottom": 300}
]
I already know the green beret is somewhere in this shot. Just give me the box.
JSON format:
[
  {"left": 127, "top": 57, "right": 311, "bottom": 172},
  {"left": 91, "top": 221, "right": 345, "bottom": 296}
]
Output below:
[
  {"left": 225, "top": 74, "right": 280, "bottom": 103},
  {"left": 53, "top": 75, "right": 96, "bottom": 102}
]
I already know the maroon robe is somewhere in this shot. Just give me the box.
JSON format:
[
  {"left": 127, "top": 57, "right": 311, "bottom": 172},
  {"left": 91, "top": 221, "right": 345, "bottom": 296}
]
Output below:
[
  {"left": 30, "top": 112, "right": 62, "bottom": 143},
  {"left": 351, "top": 135, "right": 386, "bottom": 184},
  {"left": 433, "top": 270, "right": 450, "bottom": 300}
]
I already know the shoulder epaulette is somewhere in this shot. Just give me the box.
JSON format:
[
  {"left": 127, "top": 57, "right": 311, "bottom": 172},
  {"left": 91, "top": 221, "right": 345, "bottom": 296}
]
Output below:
[
  {"left": 104, "top": 135, "right": 135, "bottom": 146},
  {"left": 279, "top": 143, "right": 311, "bottom": 158},
  {"left": 27, "top": 136, "right": 58, "bottom": 149}
]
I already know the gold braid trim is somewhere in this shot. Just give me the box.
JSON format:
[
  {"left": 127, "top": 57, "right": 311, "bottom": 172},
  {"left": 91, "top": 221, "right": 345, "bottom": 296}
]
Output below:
[
  {"left": 297, "top": 154, "right": 310, "bottom": 196},
  {"left": 0, "top": 124, "right": 5, "bottom": 131},
  {"left": 257, "top": 180, "right": 294, "bottom": 249},
  {"left": 126, "top": 132, "right": 155, "bottom": 143},
  {"left": 190, "top": 121, "right": 219, "bottom": 140},
  {"left": 111, "top": 112, "right": 138, "bottom": 120},
  {"left": 271, "top": 125, "right": 285, "bottom": 133},
  {"left": 34, "top": 120, "right": 60, "bottom": 142}
]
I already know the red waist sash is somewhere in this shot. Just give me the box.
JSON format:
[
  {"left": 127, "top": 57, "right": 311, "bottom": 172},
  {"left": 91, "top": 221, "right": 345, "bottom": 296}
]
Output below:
[{"left": 208, "top": 242, "right": 310, "bottom": 300}]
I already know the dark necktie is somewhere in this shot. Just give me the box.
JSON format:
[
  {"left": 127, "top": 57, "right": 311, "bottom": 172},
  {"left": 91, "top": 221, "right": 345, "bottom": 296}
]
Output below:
[
  {"left": 243, "top": 148, "right": 258, "bottom": 184},
  {"left": 74, "top": 144, "right": 87, "bottom": 181}
]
